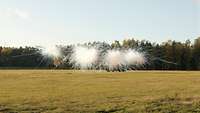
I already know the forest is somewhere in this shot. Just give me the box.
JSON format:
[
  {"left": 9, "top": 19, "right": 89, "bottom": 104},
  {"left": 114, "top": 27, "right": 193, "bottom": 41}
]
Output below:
[{"left": 0, "top": 37, "right": 200, "bottom": 70}]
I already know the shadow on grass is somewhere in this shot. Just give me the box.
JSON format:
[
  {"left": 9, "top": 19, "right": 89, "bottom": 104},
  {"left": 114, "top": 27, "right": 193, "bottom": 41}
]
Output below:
[
  {"left": 145, "top": 95, "right": 200, "bottom": 113},
  {"left": 0, "top": 104, "right": 57, "bottom": 113},
  {"left": 2, "top": 95, "right": 200, "bottom": 113},
  {"left": 96, "top": 107, "right": 126, "bottom": 113}
]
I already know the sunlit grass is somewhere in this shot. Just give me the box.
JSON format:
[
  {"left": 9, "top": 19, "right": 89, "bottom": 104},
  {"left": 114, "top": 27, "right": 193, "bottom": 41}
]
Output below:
[{"left": 0, "top": 70, "right": 200, "bottom": 112}]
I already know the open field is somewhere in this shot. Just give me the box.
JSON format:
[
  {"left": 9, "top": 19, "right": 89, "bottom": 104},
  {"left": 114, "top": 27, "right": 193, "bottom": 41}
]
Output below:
[{"left": 0, "top": 70, "right": 200, "bottom": 113}]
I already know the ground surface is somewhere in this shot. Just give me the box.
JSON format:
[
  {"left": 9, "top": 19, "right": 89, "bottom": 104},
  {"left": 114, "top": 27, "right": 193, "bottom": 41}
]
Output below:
[{"left": 0, "top": 70, "right": 200, "bottom": 113}]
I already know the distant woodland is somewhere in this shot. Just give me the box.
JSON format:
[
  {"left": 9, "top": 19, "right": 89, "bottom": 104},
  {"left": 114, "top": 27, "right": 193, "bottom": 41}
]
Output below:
[{"left": 0, "top": 37, "right": 200, "bottom": 70}]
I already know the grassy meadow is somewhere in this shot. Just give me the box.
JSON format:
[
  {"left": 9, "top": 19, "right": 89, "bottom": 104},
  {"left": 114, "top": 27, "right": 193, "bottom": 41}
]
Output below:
[{"left": 0, "top": 70, "right": 200, "bottom": 113}]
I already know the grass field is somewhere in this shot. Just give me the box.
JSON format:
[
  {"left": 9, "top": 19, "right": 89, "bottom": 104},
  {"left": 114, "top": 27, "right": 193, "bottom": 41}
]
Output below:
[{"left": 0, "top": 70, "right": 200, "bottom": 113}]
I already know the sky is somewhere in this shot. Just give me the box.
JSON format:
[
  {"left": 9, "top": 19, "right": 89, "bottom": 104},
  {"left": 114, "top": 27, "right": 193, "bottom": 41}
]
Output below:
[{"left": 0, "top": 0, "right": 199, "bottom": 47}]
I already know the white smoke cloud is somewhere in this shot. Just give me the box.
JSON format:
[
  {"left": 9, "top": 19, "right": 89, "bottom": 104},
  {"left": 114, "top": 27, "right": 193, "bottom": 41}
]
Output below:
[
  {"left": 38, "top": 44, "right": 146, "bottom": 71},
  {"left": 124, "top": 49, "right": 146, "bottom": 66},
  {"left": 70, "top": 46, "right": 99, "bottom": 69},
  {"left": 104, "top": 50, "right": 125, "bottom": 70},
  {"left": 104, "top": 49, "right": 145, "bottom": 70},
  {"left": 39, "top": 45, "right": 62, "bottom": 58}
]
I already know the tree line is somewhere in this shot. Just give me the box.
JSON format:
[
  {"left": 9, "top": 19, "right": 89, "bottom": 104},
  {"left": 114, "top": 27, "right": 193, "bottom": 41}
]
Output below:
[{"left": 0, "top": 37, "right": 200, "bottom": 70}]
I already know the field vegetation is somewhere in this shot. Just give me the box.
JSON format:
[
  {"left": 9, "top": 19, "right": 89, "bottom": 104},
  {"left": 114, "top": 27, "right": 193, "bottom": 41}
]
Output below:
[{"left": 0, "top": 70, "right": 200, "bottom": 113}]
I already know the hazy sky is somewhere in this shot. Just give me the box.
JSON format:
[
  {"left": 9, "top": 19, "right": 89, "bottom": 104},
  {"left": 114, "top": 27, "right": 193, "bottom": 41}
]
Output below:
[{"left": 0, "top": 0, "right": 199, "bottom": 47}]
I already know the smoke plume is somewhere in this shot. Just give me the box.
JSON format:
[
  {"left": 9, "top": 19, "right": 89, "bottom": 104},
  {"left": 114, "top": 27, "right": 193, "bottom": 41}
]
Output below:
[
  {"left": 70, "top": 46, "right": 99, "bottom": 69},
  {"left": 36, "top": 44, "right": 146, "bottom": 71}
]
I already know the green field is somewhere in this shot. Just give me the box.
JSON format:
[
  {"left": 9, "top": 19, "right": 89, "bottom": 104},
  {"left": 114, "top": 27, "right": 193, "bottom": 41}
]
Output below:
[{"left": 0, "top": 70, "right": 200, "bottom": 113}]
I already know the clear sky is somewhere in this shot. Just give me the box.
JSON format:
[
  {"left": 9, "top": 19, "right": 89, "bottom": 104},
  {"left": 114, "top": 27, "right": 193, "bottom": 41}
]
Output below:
[{"left": 0, "top": 0, "right": 199, "bottom": 47}]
